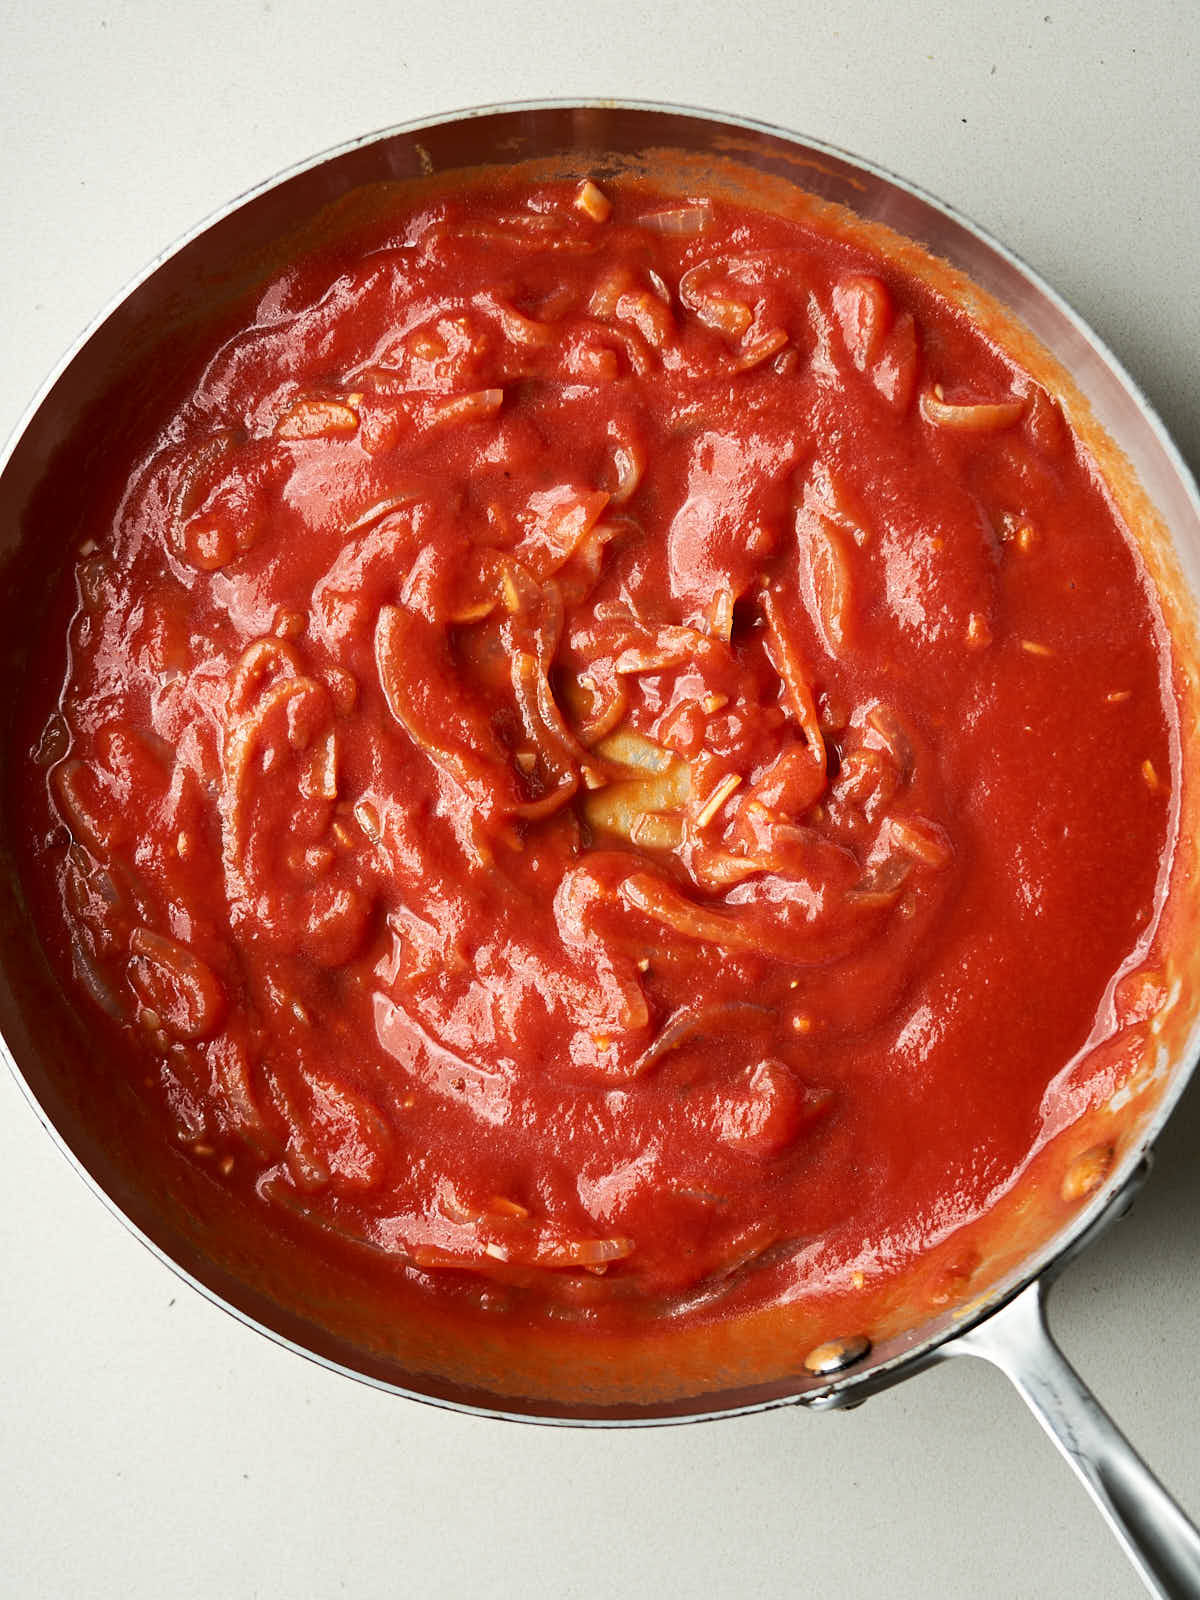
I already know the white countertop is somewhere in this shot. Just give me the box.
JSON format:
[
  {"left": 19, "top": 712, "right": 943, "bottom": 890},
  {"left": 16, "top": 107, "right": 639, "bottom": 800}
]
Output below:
[{"left": 2, "top": 5, "right": 1198, "bottom": 1597}]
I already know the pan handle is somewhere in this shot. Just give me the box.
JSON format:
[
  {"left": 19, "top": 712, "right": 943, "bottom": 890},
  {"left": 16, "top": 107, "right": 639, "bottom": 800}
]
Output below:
[{"left": 947, "top": 1277, "right": 1200, "bottom": 1599}]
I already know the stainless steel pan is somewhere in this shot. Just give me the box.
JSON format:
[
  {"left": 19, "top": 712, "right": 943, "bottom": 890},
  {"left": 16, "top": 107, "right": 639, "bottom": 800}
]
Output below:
[{"left": 3, "top": 100, "right": 1199, "bottom": 1598}]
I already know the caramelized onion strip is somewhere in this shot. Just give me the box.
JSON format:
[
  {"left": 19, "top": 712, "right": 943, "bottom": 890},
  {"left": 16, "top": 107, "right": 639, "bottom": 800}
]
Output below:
[
  {"left": 572, "top": 678, "right": 629, "bottom": 745},
  {"left": 639, "top": 201, "right": 713, "bottom": 235},
  {"left": 628, "top": 1001, "right": 772, "bottom": 1077},
  {"left": 222, "top": 677, "right": 329, "bottom": 865},
  {"left": 51, "top": 761, "right": 112, "bottom": 856},
  {"left": 760, "top": 588, "right": 827, "bottom": 770},
  {"left": 920, "top": 387, "right": 1025, "bottom": 432},
  {"left": 129, "top": 927, "right": 226, "bottom": 1041},
  {"left": 620, "top": 872, "right": 765, "bottom": 952},
  {"left": 376, "top": 603, "right": 518, "bottom": 818},
  {"left": 227, "top": 636, "right": 305, "bottom": 718},
  {"left": 679, "top": 265, "right": 754, "bottom": 336}
]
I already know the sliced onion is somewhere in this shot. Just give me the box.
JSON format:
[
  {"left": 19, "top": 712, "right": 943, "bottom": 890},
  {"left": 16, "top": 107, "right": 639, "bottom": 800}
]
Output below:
[
  {"left": 607, "top": 426, "right": 645, "bottom": 504},
  {"left": 573, "top": 180, "right": 612, "bottom": 222},
  {"left": 863, "top": 702, "right": 914, "bottom": 779},
  {"left": 845, "top": 854, "right": 911, "bottom": 907},
  {"left": 628, "top": 810, "right": 685, "bottom": 850},
  {"left": 615, "top": 288, "right": 674, "bottom": 349},
  {"left": 477, "top": 293, "right": 555, "bottom": 348},
  {"left": 679, "top": 260, "right": 755, "bottom": 336},
  {"left": 570, "top": 676, "right": 628, "bottom": 745},
  {"left": 919, "top": 386, "right": 1025, "bottom": 432},
  {"left": 428, "top": 388, "right": 504, "bottom": 427},
  {"left": 646, "top": 268, "right": 672, "bottom": 303},
  {"left": 129, "top": 927, "right": 226, "bottom": 1041},
  {"left": 533, "top": 1235, "right": 634, "bottom": 1268},
  {"left": 889, "top": 815, "right": 952, "bottom": 869},
  {"left": 760, "top": 588, "right": 827, "bottom": 770},
  {"left": 208, "top": 1034, "right": 272, "bottom": 1148},
  {"left": 226, "top": 636, "right": 304, "bottom": 717},
  {"left": 629, "top": 1001, "right": 771, "bottom": 1077},
  {"left": 71, "top": 937, "right": 125, "bottom": 1020},
  {"left": 639, "top": 200, "right": 713, "bottom": 236},
  {"left": 375, "top": 602, "right": 516, "bottom": 818},
  {"left": 802, "top": 518, "right": 853, "bottom": 653},
  {"left": 274, "top": 398, "right": 360, "bottom": 440},
  {"left": 621, "top": 871, "right": 761, "bottom": 951},
  {"left": 52, "top": 761, "right": 112, "bottom": 856},
  {"left": 734, "top": 327, "right": 789, "bottom": 372}
]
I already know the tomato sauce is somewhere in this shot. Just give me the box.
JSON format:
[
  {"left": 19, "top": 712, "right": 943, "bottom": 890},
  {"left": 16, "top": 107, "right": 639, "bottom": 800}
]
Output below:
[{"left": 18, "top": 174, "right": 1177, "bottom": 1340}]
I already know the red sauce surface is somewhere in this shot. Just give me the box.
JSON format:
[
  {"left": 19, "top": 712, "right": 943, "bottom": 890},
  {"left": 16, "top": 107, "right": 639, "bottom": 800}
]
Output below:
[{"left": 20, "top": 176, "right": 1176, "bottom": 1336}]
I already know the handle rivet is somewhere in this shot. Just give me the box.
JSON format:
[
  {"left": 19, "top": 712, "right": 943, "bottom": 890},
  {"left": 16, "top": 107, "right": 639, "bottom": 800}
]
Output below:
[
  {"left": 1062, "top": 1144, "right": 1114, "bottom": 1203},
  {"left": 803, "top": 1334, "right": 872, "bottom": 1376}
]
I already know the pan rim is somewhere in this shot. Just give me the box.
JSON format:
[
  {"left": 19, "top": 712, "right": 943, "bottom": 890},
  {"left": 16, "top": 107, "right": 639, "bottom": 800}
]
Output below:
[{"left": 4, "top": 95, "right": 1199, "bottom": 1425}]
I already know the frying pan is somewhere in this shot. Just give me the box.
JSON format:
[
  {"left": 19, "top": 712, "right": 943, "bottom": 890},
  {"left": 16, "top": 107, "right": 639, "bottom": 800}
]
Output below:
[{"left": 3, "top": 100, "right": 1200, "bottom": 1598}]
